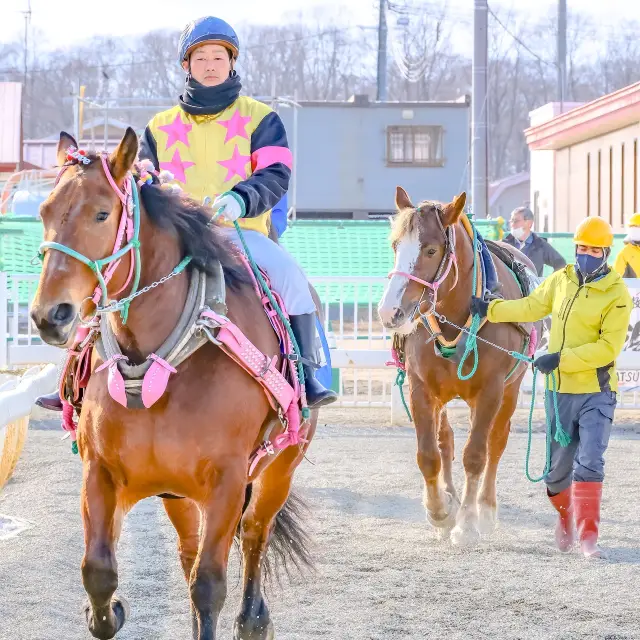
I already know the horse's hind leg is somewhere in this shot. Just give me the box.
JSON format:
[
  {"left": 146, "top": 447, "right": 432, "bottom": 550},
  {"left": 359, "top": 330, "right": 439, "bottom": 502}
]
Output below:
[
  {"left": 81, "top": 461, "right": 129, "bottom": 640},
  {"left": 163, "top": 497, "right": 201, "bottom": 639},
  {"left": 234, "top": 437, "right": 312, "bottom": 640},
  {"left": 477, "top": 386, "right": 519, "bottom": 536}
]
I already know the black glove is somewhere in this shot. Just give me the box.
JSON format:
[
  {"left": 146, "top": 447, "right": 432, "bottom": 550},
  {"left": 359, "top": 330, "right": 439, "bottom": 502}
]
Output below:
[
  {"left": 470, "top": 296, "right": 490, "bottom": 319},
  {"left": 533, "top": 352, "right": 561, "bottom": 374}
]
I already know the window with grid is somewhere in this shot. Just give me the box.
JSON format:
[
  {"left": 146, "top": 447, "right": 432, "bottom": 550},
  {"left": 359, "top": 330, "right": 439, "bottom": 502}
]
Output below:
[{"left": 386, "top": 125, "right": 444, "bottom": 167}]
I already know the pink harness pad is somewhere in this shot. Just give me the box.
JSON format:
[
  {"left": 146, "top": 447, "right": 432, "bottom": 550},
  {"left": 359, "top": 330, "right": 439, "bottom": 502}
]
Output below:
[
  {"left": 142, "top": 354, "right": 177, "bottom": 408},
  {"left": 201, "top": 309, "right": 295, "bottom": 412},
  {"left": 96, "top": 355, "right": 128, "bottom": 407}
]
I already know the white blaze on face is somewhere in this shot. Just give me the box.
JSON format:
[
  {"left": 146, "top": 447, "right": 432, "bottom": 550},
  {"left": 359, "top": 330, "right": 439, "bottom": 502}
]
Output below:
[{"left": 378, "top": 229, "right": 421, "bottom": 326}]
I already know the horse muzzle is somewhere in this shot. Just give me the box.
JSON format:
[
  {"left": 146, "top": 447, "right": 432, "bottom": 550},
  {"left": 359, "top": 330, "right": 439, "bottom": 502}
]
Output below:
[
  {"left": 31, "top": 302, "right": 79, "bottom": 346},
  {"left": 378, "top": 305, "right": 407, "bottom": 330}
]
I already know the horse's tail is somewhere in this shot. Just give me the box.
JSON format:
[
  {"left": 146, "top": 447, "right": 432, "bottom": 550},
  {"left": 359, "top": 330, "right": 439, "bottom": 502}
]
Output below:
[{"left": 264, "top": 489, "right": 314, "bottom": 585}]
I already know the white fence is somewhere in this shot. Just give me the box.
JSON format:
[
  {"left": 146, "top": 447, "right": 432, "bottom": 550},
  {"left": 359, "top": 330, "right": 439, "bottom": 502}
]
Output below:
[{"left": 2, "top": 273, "right": 640, "bottom": 423}]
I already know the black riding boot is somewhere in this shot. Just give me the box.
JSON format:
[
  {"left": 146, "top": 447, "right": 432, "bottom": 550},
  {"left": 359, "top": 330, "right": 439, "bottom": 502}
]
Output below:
[
  {"left": 289, "top": 313, "right": 338, "bottom": 408},
  {"left": 35, "top": 390, "right": 63, "bottom": 412}
]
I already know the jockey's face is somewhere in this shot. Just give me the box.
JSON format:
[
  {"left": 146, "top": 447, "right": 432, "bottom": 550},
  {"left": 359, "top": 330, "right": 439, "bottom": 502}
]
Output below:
[{"left": 183, "top": 44, "right": 232, "bottom": 87}]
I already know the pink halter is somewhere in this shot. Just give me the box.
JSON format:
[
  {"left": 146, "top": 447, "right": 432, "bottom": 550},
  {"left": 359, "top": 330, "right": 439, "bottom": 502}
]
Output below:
[
  {"left": 388, "top": 223, "right": 459, "bottom": 310},
  {"left": 53, "top": 148, "right": 137, "bottom": 315}
]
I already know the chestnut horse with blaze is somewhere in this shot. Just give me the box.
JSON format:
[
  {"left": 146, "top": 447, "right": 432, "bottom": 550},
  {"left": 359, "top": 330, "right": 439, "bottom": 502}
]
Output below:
[
  {"left": 378, "top": 188, "right": 537, "bottom": 546},
  {"left": 30, "top": 129, "right": 315, "bottom": 640}
]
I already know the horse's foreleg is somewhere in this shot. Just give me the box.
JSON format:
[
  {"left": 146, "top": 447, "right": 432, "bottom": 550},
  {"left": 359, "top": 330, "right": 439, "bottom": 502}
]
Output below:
[
  {"left": 438, "top": 409, "right": 457, "bottom": 501},
  {"left": 477, "top": 385, "right": 519, "bottom": 536},
  {"left": 411, "top": 386, "right": 455, "bottom": 533},
  {"left": 81, "top": 460, "right": 128, "bottom": 640},
  {"left": 191, "top": 468, "right": 246, "bottom": 640},
  {"left": 163, "top": 497, "right": 201, "bottom": 638},
  {"left": 234, "top": 442, "right": 307, "bottom": 640},
  {"left": 451, "top": 394, "right": 502, "bottom": 548}
]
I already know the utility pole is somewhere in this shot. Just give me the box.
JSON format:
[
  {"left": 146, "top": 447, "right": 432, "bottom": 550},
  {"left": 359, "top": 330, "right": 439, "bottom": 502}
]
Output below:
[
  {"left": 20, "top": 0, "right": 32, "bottom": 166},
  {"left": 557, "top": 0, "right": 567, "bottom": 111},
  {"left": 376, "top": 0, "right": 388, "bottom": 101},
  {"left": 471, "top": 0, "right": 488, "bottom": 219}
]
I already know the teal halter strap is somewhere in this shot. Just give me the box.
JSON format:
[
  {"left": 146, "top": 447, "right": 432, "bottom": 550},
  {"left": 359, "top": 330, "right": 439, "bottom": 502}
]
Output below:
[{"left": 38, "top": 156, "right": 142, "bottom": 323}]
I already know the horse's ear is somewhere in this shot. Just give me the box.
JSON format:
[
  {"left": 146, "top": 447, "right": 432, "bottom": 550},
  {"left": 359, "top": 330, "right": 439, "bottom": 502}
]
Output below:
[
  {"left": 108, "top": 127, "right": 139, "bottom": 183},
  {"left": 56, "top": 131, "right": 78, "bottom": 167},
  {"left": 441, "top": 192, "right": 467, "bottom": 227},
  {"left": 395, "top": 186, "right": 413, "bottom": 211}
]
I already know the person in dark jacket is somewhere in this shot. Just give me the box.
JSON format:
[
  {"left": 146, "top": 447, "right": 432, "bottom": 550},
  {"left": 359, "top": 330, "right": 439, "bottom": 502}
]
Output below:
[{"left": 503, "top": 206, "right": 566, "bottom": 276}]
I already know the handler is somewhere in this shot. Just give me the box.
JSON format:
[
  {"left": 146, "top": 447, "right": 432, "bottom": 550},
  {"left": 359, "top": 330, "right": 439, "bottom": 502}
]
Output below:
[{"left": 470, "top": 216, "right": 632, "bottom": 559}]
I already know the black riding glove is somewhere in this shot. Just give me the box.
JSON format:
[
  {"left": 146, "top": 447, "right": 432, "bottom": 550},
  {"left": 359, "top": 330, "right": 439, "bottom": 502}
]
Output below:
[
  {"left": 534, "top": 352, "right": 561, "bottom": 374},
  {"left": 470, "top": 296, "right": 490, "bottom": 319}
]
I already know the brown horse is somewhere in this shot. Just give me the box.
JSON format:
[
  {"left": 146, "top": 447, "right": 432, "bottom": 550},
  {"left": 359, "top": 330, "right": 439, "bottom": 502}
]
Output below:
[
  {"left": 30, "top": 129, "right": 316, "bottom": 640},
  {"left": 378, "top": 188, "right": 537, "bottom": 547}
]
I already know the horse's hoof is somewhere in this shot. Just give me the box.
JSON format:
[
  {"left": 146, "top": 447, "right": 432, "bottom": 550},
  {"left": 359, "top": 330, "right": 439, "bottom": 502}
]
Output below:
[
  {"left": 426, "top": 492, "right": 459, "bottom": 530},
  {"left": 450, "top": 523, "right": 481, "bottom": 548},
  {"left": 477, "top": 504, "right": 497, "bottom": 536},
  {"left": 83, "top": 596, "right": 129, "bottom": 639},
  {"left": 233, "top": 618, "right": 275, "bottom": 640}
]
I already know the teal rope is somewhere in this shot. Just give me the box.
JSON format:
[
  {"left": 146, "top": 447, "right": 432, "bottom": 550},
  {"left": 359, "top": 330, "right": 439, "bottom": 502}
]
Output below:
[
  {"left": 232, "top": 221, "right": 310, "bottom": 420},
  {"left": 456, "top": 223, "right": 481, "bottom": 380},
  {"left": 508, "top": 352, "right": 571, "bottom": 482},
  {"left": 395, "top": 368, "right": 412, "bottom": 423}
]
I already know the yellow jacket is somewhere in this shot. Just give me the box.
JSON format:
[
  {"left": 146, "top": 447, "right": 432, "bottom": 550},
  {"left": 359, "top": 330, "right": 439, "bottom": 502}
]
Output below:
[
  {"left": 488, "top": 266, "right": 632, "bottom": 393},
  {"left": 614, "top": 243, "right": 640, "bottom": 278}
]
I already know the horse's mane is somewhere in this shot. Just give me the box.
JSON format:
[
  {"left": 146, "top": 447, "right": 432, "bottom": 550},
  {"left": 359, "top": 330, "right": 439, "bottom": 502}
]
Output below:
[
  {"left": 390, "top": 199, "right": 445, "bottom": 245},
  {"left": 137, "top": 180, "right": 251, "bottom": 291}
]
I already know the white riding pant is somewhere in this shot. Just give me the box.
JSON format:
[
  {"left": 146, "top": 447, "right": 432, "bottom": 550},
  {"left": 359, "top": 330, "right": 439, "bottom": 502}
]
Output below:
[{"left": 221, "top": 228, "right": 316, "bottom": 316}]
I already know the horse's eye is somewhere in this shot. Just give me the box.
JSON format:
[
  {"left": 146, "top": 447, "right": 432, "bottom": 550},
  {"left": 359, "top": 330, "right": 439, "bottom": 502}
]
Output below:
[
  {"left": 96, "top": 211, "right": 110, "bottom": 222},
  {"left": 426, "top": 247, "right": 437, "bottom": 257}
]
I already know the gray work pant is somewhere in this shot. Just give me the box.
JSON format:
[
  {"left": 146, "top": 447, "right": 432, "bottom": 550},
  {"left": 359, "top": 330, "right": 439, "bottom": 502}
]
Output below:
[{"left": 544, "top": 391, "right": 616, "bottom": 494}]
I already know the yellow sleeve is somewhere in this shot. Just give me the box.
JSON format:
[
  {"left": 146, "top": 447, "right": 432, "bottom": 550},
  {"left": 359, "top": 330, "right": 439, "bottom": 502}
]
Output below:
[
  {"left": 614, "top": 249, "right": 628, "bottom": 276},
  {"left": 487, "top": 274, "right": 556, "bottom": 324},
  {"left": 560, "top": 288, "right": 632, "bottom": 373}
]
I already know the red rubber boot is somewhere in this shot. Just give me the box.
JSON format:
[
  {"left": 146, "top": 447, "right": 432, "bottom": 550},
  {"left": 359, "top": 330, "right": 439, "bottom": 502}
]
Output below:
[
  {"left": 574, "top": 481, "right": 607, "bottom": 560},
  {"left": 547, "top": 486, "right": 575, "bottom": 552}
]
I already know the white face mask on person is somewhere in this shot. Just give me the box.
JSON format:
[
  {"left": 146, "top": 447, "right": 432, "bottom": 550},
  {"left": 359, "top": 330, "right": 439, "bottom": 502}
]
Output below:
[
  {"left": 511, "top": 226, "right": 526, "bottom": 241},
  {"left": 627, "top": 227, "right": 640, "bottom": 243}
]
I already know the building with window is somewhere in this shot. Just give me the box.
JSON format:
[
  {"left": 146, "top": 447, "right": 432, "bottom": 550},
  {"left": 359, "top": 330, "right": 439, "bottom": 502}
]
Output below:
[
  {"left": 526, "top": 84, "right": 640, "bottom": 233},
  {"left": 278, "top": 94, "right": 470, "bottom": 219}
]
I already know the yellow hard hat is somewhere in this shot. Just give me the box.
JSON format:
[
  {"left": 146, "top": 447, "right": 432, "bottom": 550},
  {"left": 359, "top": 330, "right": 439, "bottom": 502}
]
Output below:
[
  {"left": 628, "top": 212, "right": 640, "bottom": 227},
  {"left": 573, "top": 217, "right": 614, "bottom": 248}
]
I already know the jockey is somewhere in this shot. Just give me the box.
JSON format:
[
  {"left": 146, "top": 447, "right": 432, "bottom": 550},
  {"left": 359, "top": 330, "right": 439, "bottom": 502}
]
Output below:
[
  {"left": 36, "top": 16, "right": 337, "bottom": 410},
  {"left": 470, "top": 217, "right": 632, "bottom": 559},
  {"left": 614, "top": 212, "right": 640, "bottom": 277}
]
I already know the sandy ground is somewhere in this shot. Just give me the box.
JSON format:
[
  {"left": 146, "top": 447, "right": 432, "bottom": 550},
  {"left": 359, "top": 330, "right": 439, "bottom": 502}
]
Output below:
[{"left": 1, "top": 409, "right": 640, "bottom": 640}]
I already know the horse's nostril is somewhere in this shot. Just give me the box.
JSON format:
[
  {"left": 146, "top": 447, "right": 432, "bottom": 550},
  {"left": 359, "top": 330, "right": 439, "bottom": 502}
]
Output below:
[{"left": 49, "top": 303, "right": 74, "bottom": 326}]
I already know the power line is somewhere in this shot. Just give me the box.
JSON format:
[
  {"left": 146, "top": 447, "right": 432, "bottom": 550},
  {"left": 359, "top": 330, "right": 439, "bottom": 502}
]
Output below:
[
  {"left": 0, "top": 25, "right": 375, "bottom": 76},
  {"left": 487, "top": 4, "right": 556, "bottom": 68}
]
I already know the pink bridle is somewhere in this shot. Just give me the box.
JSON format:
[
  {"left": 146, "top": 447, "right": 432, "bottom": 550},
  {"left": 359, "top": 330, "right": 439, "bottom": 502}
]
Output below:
[
  {"left": 388, "top": 222, "right": 459, "bottom": 311},
  {"left": 53, "top": 148, "right": 138, "bottom": 314}
]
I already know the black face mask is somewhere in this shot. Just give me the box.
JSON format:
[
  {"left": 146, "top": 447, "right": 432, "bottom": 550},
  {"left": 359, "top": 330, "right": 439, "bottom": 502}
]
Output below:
[{"left": 179, "top": 71, "right": 242, "bottom": 116}]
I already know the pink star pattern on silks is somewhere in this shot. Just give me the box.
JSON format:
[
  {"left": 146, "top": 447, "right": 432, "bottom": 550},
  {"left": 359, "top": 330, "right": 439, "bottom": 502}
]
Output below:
[
  {"left": 157, "top": 112, "right": 192, "bottom": 150},
  {"left": 217, "top": 111, "right": 252, "bottom": 144},
  {"left": 160, "top": 149, "right": 195, "bottom": 183},
  {"left": 218, "top": 145, "right": 250, "bottom": 181}
]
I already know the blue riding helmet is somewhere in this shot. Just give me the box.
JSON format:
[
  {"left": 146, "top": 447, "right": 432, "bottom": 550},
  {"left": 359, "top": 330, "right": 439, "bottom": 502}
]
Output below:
[{"left": 178, "top": 17, "right": 240, "bottom": 64}]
